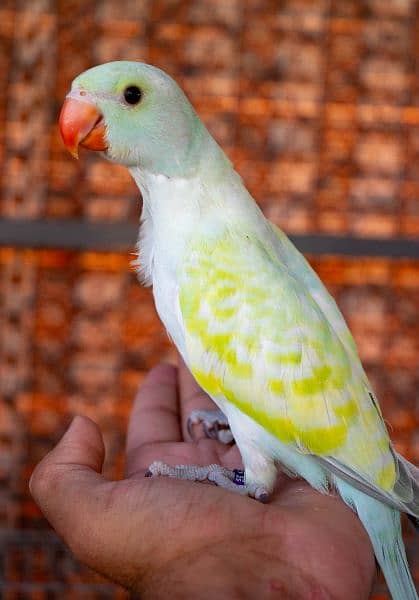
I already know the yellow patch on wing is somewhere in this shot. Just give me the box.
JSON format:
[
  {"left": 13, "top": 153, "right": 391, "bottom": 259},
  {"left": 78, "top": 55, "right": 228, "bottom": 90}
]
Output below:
[
  {"left": 299, "top": 424, "right": 347, "bottom": 454},
  {"left": 181, "top": 231, "right": 395, "bottom": 492},
  {"left": 192, "top": 369, "right": 221, "bottom": 397},
  {"left": 266, "top": 351, "right": 302, "bottom": 365},
  {"left": 291, "top": 365, "right": 332, "bottom": 396},
  {"left": 268, "top": 379, "right": 285, "bottom": 395},
  {"left": 333, "top": 398, "right": 358, "bottom": 419},
  {"left": 376, "top": 460, "right": 397, "bottom": 490}
]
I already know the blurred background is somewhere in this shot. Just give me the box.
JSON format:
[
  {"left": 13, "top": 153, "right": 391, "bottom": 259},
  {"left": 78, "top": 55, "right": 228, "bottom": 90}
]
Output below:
[{"left": 0, "top": 0, "right": 418, "bottom": 598}]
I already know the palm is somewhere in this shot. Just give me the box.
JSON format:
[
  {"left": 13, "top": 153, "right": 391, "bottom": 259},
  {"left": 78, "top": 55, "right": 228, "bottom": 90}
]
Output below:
[{"left": 119, "top": 361, "right": 375, "bottom": 599}]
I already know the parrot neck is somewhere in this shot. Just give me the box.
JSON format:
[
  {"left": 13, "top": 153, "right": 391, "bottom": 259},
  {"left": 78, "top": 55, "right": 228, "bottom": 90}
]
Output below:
[{"left": 128, "top": 154, "right": 266, "bottom": 287}]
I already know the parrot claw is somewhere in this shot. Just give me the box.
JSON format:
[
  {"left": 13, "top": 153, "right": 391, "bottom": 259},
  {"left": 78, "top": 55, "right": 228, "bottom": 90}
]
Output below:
[
  {"left": 145, "top": 461, "right": 271, "bottom": 502},
  {"left": 187, "top": 409, "right": 234, "bottom": 444}
]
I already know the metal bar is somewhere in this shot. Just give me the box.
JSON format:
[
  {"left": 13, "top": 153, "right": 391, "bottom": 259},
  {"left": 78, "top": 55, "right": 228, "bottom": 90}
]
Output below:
[
  {"left": 0, "top": 218, "right": 418, "bottom": 258},
  {"left": 290, "top": 234, "right": 419, "bottom": 259}
]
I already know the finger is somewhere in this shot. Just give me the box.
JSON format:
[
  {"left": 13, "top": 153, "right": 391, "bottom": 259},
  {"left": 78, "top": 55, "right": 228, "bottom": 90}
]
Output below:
[
  {"left": 125, "top": 363, "right": 181, "bottom": 476},
  {"left": 178, "top": 357, "right": 218, "bottom": 440},
  {"left": 30, "top": 416, "right": 112, "bottom": 557}
]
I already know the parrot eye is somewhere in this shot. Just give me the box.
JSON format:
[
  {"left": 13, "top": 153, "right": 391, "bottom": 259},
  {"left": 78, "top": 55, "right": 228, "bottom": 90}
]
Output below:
[{"left": 123, "top": 85, "right": 142, "bottom": 105}]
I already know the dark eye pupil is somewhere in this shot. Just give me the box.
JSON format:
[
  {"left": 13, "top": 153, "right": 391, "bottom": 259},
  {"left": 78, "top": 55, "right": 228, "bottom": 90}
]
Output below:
[{"left": 124, "top": 86, "right": 142, "bottom": 105}]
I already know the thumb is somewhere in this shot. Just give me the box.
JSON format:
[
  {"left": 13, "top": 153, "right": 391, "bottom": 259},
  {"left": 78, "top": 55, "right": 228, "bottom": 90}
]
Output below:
[
  {"left": 30, "top": 415, "right": 157, "bottom": 589},
  {"left": 30, "top": 415, "right": 107, "bottom": 554}
]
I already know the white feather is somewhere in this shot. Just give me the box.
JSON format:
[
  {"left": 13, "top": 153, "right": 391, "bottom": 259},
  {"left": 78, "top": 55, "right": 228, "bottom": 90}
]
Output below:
[{"left": 128, "top": 164, "right": 268, "bottom": 359}]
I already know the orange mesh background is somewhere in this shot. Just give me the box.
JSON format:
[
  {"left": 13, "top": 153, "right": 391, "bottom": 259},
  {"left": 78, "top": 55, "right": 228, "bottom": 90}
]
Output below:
[{"left": 0, "top": 1, "right": 418, "bottom": 598}]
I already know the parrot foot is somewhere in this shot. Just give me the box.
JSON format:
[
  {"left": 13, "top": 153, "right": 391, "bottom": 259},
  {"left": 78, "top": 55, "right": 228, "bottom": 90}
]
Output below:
[
  {"left": 145, "top": 461, "right": 270, "bottom": 502},
  {"left": 187, "top": 409, "right": 234, "bottom": 444}
]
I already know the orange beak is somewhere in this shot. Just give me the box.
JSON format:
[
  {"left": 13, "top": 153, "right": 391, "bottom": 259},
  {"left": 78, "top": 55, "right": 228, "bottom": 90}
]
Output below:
[{"left": 59, "top": 97, "right": 107, "bottom": 158}]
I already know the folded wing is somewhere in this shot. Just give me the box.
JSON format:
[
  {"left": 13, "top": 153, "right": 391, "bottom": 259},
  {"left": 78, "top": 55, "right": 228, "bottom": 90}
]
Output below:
[{"left": 179, "top": 228, "right": 418, "bottom": 515}]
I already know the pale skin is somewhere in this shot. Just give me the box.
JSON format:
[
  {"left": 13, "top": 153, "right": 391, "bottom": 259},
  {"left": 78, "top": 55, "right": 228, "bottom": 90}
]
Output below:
[{"left": 30, "top": 360, "right": 376, "bottom": 599}]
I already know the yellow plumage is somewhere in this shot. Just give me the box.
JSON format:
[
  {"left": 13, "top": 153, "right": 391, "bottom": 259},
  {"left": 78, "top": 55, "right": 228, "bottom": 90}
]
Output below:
[{"left": 180, "top": 230, "right": 396, "bottom": 491}]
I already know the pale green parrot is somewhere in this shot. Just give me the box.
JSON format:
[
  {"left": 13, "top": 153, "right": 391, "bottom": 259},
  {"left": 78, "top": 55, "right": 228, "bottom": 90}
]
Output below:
[{"left": 59, "top": 61, "right": 419, "bottom": 599}]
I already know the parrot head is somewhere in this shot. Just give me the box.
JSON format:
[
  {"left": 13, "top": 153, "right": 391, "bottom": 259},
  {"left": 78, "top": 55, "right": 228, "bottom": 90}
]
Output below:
[{"left": 59, "top": 61, "right": 207, "bottom": 176}]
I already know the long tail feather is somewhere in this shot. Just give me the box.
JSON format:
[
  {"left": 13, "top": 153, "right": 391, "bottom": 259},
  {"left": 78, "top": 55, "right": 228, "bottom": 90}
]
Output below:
[
  {"left": 335, "top": 477, "right": 418, "bottom": 600},
  {"left": 319, "top": 451, "right": 419, "bottom": 518}
]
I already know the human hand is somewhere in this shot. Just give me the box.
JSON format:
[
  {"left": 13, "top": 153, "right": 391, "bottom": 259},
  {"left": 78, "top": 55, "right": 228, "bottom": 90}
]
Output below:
[{"left": 30, "top": 360, "right": 376, "bottom": 599}]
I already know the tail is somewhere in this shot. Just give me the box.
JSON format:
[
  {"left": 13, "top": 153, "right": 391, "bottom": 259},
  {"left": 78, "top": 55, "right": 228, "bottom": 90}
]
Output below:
[{"left": 335, "top": 477, "right": 418, "bottom": 600}]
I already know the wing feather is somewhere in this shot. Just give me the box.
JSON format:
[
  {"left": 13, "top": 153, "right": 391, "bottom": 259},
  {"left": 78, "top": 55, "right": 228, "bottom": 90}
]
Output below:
[{"left": 179, "top": 228, "right": 414, "bottom": 510}]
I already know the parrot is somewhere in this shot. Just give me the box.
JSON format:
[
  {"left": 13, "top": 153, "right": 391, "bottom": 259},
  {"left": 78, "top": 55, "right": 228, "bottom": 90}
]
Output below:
[{"left": 59, "top": 61, "right": 419, "bottom": 599}]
